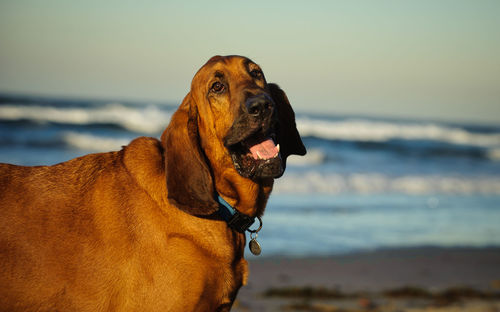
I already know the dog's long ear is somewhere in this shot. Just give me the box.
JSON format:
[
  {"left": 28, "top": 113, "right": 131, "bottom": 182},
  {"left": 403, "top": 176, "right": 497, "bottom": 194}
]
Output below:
[
  {"left": 161, "top": 94, "right": 218, "bottom": 215},
  {"left": 268, "top": 83, "right": 306, "bottom": 172}
]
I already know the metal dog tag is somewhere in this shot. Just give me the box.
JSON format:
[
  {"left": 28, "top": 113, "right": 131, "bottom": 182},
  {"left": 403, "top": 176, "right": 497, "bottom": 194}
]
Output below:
[{"left": 249, "top": 235, "right": 262, "bottom": 256}]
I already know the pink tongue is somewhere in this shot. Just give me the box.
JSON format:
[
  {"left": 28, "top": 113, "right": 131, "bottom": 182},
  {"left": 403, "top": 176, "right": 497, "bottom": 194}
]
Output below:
[{"left": 249, "top": 138, "right": 278, "bottom": 160}]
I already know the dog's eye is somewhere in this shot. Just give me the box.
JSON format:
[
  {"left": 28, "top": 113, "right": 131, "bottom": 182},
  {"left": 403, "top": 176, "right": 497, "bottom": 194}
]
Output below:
[
  {"left": 250, "top": 69, "right": 263, "bottom": 79},
  {"left": 211, "top": 81, "right": 225, "bottom": 93}
]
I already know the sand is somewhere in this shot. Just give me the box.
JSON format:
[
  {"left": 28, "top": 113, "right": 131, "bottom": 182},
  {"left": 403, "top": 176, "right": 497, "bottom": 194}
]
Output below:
[{"left": 233, "top": 247, "right": 500, "bottom": 311}]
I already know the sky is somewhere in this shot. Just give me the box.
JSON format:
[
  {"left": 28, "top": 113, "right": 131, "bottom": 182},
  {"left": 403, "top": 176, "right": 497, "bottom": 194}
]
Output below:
[{"left": 1, "top": 0, "right": 499, "bottom": 124}]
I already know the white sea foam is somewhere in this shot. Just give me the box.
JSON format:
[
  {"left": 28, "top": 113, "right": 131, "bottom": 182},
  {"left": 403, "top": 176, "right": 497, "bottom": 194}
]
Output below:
[
  {"left": 296, "top": 117, "right": 500, "bottom": 148},
  {"left": 488, "top": 148, "right": 500, "bottom": 161},
  {"left": 274, "top": 172, "right": 500, "bottom": 195},
  {"left": 286, "top": 148, "right": 326, "bottom": 165},
  {"left": 0, "top": 103, "right": 172, "bottom": 134},
  {"left": 62, "top": 132, "right": 131, "bottom": 151}
]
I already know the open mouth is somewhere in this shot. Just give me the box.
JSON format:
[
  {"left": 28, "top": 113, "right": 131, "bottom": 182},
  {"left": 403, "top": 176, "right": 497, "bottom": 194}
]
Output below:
[{"left": 227, "top": 130, "right": 284, "bottom": 179}]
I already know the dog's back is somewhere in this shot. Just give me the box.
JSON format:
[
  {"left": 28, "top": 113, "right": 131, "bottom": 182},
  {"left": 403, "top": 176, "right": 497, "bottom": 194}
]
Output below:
[
  {"left": 0, "top": 139, "right": 176, "bottom": 311},
  {"left": 0, "top": 152, "right": 121, "bottom": 310},
  {"left": 0, "top": 137, "right": 223, "bottom": 311}
]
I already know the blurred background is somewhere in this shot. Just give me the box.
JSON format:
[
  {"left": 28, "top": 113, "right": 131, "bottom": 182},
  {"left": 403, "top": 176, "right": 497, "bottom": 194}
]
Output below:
[{"left": 1, "top": 0, "right": 499, "bottom": 257}]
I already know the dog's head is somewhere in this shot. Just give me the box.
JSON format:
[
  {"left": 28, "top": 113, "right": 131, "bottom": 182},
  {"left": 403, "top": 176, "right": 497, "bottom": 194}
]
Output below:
[{"left": 162, "top": 55, "right": 306, "bottom": 215}]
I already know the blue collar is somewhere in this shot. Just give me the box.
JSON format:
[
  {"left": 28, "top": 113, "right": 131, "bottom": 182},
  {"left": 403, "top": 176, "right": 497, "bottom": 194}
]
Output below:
[{"left": 216, "top": 194, "right": 257, "bottom": 233}]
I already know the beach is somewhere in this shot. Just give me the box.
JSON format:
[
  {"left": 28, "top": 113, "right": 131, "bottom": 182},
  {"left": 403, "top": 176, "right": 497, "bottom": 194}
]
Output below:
[{"left": 234, "top": 247, "right": 500, "bottom": 311}]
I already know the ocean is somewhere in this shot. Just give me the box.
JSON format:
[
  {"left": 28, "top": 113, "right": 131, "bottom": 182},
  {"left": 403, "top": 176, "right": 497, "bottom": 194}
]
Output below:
[{"left": 1, "top": 94, "right": 500, "bottom": 257}]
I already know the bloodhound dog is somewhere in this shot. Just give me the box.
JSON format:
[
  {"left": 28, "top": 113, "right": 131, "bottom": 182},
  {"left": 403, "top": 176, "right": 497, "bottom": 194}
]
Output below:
[{"left": 0, "top": 55, "right": 306, "bottom": 311}]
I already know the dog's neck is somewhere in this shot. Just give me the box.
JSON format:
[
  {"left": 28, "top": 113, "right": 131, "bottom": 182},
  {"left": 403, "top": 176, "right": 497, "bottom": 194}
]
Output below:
[
  {"left": 214, "top": 173, "right": 273, "bottom": 218},
  {"left": 216, "top": 194, "right": 262, "bottom": 233}
]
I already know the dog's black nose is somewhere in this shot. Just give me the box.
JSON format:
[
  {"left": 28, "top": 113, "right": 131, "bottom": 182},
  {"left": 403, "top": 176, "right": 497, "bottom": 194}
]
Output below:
[{"left": 245, "top": 94, "right": 274, "bottom": 118}]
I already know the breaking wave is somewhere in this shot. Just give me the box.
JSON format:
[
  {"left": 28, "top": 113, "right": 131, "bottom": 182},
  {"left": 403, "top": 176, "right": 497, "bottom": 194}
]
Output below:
[
  {"left": 296, "top": 117, "right": 500, "bottom": 148},
  {"left": 0, "top": 103, "right": 172, "bottom": 134},
  {"left": 274, "top": 172, "right": 500, "bottom": 195}
]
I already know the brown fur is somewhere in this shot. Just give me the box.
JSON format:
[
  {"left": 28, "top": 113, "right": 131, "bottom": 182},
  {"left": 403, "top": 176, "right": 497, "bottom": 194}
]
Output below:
[{"left": 0, "top": 55, "right": 305, "bottom": 311}]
